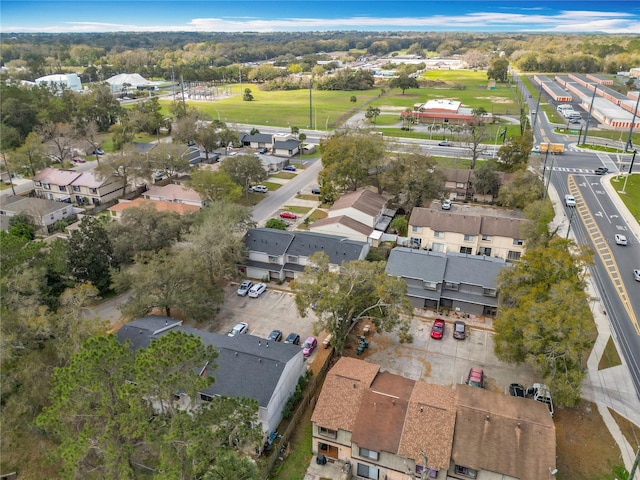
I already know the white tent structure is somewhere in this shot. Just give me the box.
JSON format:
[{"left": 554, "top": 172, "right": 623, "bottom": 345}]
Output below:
[
  {"left": 105, "top": 73, "right": 154, "bottom": 93},
  {"left": 35, "top": 73, "right": 82, "bottom": 92}
]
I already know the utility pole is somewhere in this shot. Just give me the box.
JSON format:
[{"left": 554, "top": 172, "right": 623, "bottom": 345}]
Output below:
[
  {"left": 542, "top": 146, "right": 551, "bottom": 199},
  {"left": 582, "top": 86, "right": 598, "bottom": 146},
  {"left": 309, "top": 78, "right": 313, "bottom": 129},
  {"left": 624, "top": 94, "right": 640, "bottom": 152},
  {"left": 2, "top": 152, "right": 17, "bottom": 196},
  {"left": 622, "top": 149, "right": 637, "bottom": 193},
  {"left": 532, "top": 84, "right": 542, "bottom": 130}
]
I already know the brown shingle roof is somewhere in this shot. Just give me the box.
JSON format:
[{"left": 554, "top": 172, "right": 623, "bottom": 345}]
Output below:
[
  {"left": 310, "top": 215, "right": 373, "bottom": 236},
  {"left": 452, "top": 385, "right": 556, "bottom": 480},
  {"left": 479, "top": 215, "right": 527, "bottom": 239},
  {"left": 351, "top": 389, "right": 409, "bottom": 454},
  {"left": 398, "top": 383, "right": 456, "bottom": 470},
  {"left": 108, "top": 198, "right": 199, "bottom": 215},
  {"left": 409, "top": 208, "right": 482, "bottom": 235},
  {"left": 311, "top": 358, "right": 379, "bottom": 432},
  {"left": 33, "top": 167, "right": 81, "bottom": 186},
  {"left": 145, "top": 184, "right": 202, "bottom": 203},
  {"left": 438, "top": 168, "right": 472, "bottom": 184},
  {"left": 331, "top": 189, "right": 386, "bottom": 218}
]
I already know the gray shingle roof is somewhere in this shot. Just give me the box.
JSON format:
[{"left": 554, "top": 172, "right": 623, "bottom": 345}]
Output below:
[
  {"left": 443, "top": 253, "right": 507, "bottom": 289},
  {"left": 386, "top": 247, "right": 447, "bottom": 282},
  {"left": 286, "top": 231, "right": 368, "bottom": 264},
  {"left": 273, "top": 139, "right": 300, "bottom": 149},
  {"left": 244, "top": 228, "right": 294, "bottom": 255},
  {"left": 116, "top": 316, "right": 302, "bottom": 408},
  {"left": 0, "top": 195, "right": 70, "bottom": 216},
  {"left": 242, "top": 133, "right": 273, "bottom": 144}
]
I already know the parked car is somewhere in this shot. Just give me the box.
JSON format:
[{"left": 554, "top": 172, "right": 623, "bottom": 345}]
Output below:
[
  {"left": 311, "top": 187, "right": 321, "bottom": 195},
  {"left": 509, "top": 383, "right": 526, "bottom": 397},
  {"left": 267, "top": 330, "right": 283, "bottom": 342},
  {"left": 634, "top": 269, "right": 640, "bottom": 281},
  {"left": 71, "top": 156, "right": 86, "bottom": 163},
  {"left": 466, "top": 368, "right": 484, "bottom": 388},
  {"left": 258, "top": 147, "right": 268, "bottom": 154},
  {"left": 595, "top": 167, "right": 609, "bottom": 175},
  {"left": 430, "top": 319, "right": 445, "bottom": 340},
  {"left": 302, "top": 336, "right": 317, "bottom": 357},
  {"left": 615, "top": 234, "right": 628, "bottom": 246},
  {"left": 453, "top": 321, "right": 466, "bottom": 340},
  {"left": 248, "top": 283, "right": 267, "bottom": 298},
  {"left": 564, "top": 194, "right": 576, "bottom": 207},
  {"left": 284, "top": 333, "right": 301, "bottom": 345},
  {"left": 250, "top": 185, "right": 268, "bottom": 193},
  {"left": 441, "top": 199, "right": 451, "bottom": 210},
  {"left": 531, "top": 145, "right": 541, "bottom": 153},
  {"left": 279, "top": 211, "right": 297, "bottom": 220},
  {"left": 283, "top": 165, "right": 297, "bottom": 172},
  {"left": 91, "top": 149, "right": 104, "bottom": 155},
  {"left": 527, "top": 383, "right": 554, "bottom": 416},
  {"left": 228, "top": 322, "right": 249, "bottom": 337},
  {"left": 438, "top": 140, "right": 451, "bottom": 147},
  {"left": 237, "top": 280, "right": 253, "bottom": 296}
]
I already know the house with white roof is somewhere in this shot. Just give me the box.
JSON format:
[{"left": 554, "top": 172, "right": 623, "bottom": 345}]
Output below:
[{"left": 143, "top": 184, "right": 205, "bottom": 208}]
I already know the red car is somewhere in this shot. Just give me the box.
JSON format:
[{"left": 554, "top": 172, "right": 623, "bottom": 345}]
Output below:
[
  {"left": 71, "top": 156, "right": 86, "bottom": 163},
  {"left": 279, "top": 211, "right": 297, "bottom": 220},
  {"left": 430, "top": 319, "right": 445, "bottom": 339}
]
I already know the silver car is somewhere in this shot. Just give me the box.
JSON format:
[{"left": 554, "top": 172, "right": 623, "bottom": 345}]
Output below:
[
  {"left": 615, "top": 234, "right": 628, "bottom": 246},
  {"left": 228, "top": 322, "right": 248, "bottom": 337},
  {"left": 237, "top": 280, "right": 253, "bottom": 296}
]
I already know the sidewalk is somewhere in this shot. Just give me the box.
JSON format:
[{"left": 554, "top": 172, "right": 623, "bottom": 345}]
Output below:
[{"left": 548, "top": 179, "right": 640, "bottom": 472}]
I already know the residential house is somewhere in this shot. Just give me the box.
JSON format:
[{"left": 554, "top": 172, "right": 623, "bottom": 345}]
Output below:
[
  {"left": 311, "top": 358, "right": 555, "bottom": 480},
  {"left": 116, "top": 315, "right": 305, "bottom": 434},
  {"left": 33, "top": 168, "right": 124, "bottom": 206},
  {"left": 143, "top": 184, "right": 205, "bottom": 208},
  {"left": 437, "top": 168, "right": 513, "bottom": 202},
  {"left": 408, "top": 205, "right": 528, "bottom": 262},
  {"left": 239, "top": 228, "right": 369, "bottom": 281},
  {"left": 241, "top": 133, "right": 301, "bottom": 158},
  {"left": 385, "top": 247, "right": 510, "bottom": 315},
  {"left": 108, "top": 198, "right": 199, "bottom": 220},
  {"left": 0, "top": 195, "right": 77, "bottom": 233},
  {"left": 309, "top": 189, "right": 395, "bottom": 242}
]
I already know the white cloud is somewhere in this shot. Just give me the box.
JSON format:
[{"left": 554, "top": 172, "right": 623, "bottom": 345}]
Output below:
[{"left": 3, "top": 10, "right": 637, "bottom": 33}]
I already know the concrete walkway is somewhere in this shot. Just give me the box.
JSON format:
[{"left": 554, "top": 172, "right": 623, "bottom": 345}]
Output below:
[{"left": 548, "top": 175, "right": 640, "bottom": 472}]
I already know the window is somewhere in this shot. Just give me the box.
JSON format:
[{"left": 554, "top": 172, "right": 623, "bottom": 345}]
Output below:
[
  {"left": 432, "top": 243, "right": 444, "bottom": 252},
  {"left": 359, "top": 448, "right": 379, "bottom": 460},
  {"left": 89, "top": 188, "right": 98, "bottom": 194},
  {"left": 433, "top": 231, "right": 443, "bottom": 238},
  {"left": 268, "top": 255, "right": 278, "bottom": 263},
  {"left": 72, "top": 185, "right": 80, "bottom": 192},
  {"left": 507, "top": 251, "right": 522, "bottom": 261},
  {"left": 483, "top": 288, "right": 497, "bottom": 297},
  {"left": 445, "top": 282, "right": 459, "bottom": 291},
  {"left": 423, "top": 281, "right": 437, "bottom": 291},
  {"left": 34, "top": 181, "right": 42, "bottom": 187},
  {"left": 455, "top": 465, "right": 477, "bottom": 478},
  {"left": 357, "top": 464, "right": 379, "bottom": 479},
  {"left": 318, "top": 427, "right": 337, "bottom": 439},
  {"left": 482, "top": 235, "right": 492, "bottom": 242},
  {"left": 478, "top": 247, "right": 491, "bottom": 256},
  {"left": 412, "top": 225, "right": 422, "bottom": 233},
  {"left": 287, "top": 255, "right": 299, "bottom": 264},
  {"left": 460, "top": 246, "right": 472, "bottom": 254},
  {"left": 58, "top": 185, "right": 66, "bottom": 192},
  {"left": 463, "top": 235, "right": 475, "bottom": 242},
  {"left": 513, "top": 239, "right": 524, "bottom": 246},
  {"left": 43, "top": 183, "right": 51, "bottom": 190}
]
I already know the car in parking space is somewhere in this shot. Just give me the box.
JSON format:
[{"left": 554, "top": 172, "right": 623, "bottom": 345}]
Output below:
[
  {"left": 453, "top": 320, "right": 466, "bottom": 340},
  {"left": 466, "top": 368, "right": 484, "bottom": 388},
  {"left": 258, "top": 147, "right": 268, "bottom": 154},
  {"left": 267, "top": 330, "right": 283, "bottom": 342},
  {"left": 250, "top": 185, "right": 268, "bottom": 193},
  {"left": 237, "top": 280, "right": 254, "bottom": 296},
  {"left": 228, "top": 322, "right": 249, "bottom": 337},
  {"left": 527, "top": 383, "right": 554, "bottom": 416},
  {"left": 509, "top": 383, "right": 526, "bottom": 397},
  {"left": 248, "top": 283, "right": 267, "bottom": 298},
  {"left": 564, "top": 194, "right": 576, "bottom": 207},
  {"left": 430, "top": 319, "right": 445, "bottom": 339},
  {"left": 441, "top": 199, "right": 451, "bottom": 210},
  {"left": 634, "top": 269, "right": 640, "bottom": 281},
  {"left": 311, "top": 187, "right": 321, "bottom": 195},
  {"left": 283, "top": 165, "right": 297, "bottom": 171},
  {"left": 615, "top": 234, "right": 628, "bottom": 246},
  {"left": 279, "top": 211, "right": 297, "bottom": 220},
  {"left": 302, "top": 336, "right": 317, "bottom": 357},
  {"left": 284, "top": 333, "right": 301, "bottom": 345},
  {"left": 438, "top": 140, "right": 451, "bottom": 147},
  {"left": 72, "top": 156, "right": 86, "bottom": 163},
  {"left": 595, "top": 167, "right": 609, "bottom": 175}
]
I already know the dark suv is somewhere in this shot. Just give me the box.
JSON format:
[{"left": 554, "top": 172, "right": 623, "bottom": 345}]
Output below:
[
  {"left": 595, "top": 167, "right": 609, "bottom": 175},
  {"left": 284, "top": 333, "right": 300, "bottom": 345}
]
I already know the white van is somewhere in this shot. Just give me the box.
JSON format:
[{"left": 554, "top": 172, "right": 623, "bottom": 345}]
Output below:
[
  {"left": 564, "top": 194, "right": 576, "bottom": 207},
  {"left": 557, "top": 104, "right": 572, "bottom": 112}
]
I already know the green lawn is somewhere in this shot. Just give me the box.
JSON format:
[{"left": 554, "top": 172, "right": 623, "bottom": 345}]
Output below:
[
  {"left": 282, "top": 206, "right": 312, "bottom": 215},
  {"left": 610, "top": 173, "right": 640, "bottom": 223},
  {"left": 270, "top": 421, "right": 313, "bottom": 480},
  {"left": 382, "top": 124, "right": 522, "bottom": 144}
]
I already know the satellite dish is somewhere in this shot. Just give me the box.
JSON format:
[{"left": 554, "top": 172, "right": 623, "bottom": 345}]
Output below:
[{"left": 550, "top": 468, "right": 558, "bottom": 476}]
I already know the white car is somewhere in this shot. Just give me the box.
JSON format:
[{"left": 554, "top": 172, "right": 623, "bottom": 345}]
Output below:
[
  {"left": 228, "top": 322, "right": 248, "bottom": 337},
  {"left": 250, "top": 185, "right": 268, "bottom": 193},
  {"left": 237, "top": 280, "right": 253, "bottom": 296},
  {"left": 441, "top": 199, "right": 451, "bottom": 210},
  {"left": 564, "top": 194, "right": 576, "bottom": 207},
  {"left": 633, "top": 269, "right": 640, "bottom": 282},
  {"left": 248, "top": 282, "right": 267, "bottom": 298},
  {"left": 615, "top": 234, "right": 628, "bottom": 246}
]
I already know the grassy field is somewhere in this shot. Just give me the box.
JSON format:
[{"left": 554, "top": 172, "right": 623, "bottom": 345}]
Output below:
[
  {"left": 598, "top": 336, "right": 623, "bottom": 370},
  {"left": 610, "top": 174, "right": 640, "bottom": 223}
]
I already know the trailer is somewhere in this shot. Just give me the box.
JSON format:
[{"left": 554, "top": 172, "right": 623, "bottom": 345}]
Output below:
[{"left": 539, "top": 143, "right": 565, "bottom": 154}]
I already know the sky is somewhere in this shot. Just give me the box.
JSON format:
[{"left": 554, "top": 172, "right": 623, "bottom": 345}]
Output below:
[{"left": 1, "top": 1, "right": 639, "bottom": 34}]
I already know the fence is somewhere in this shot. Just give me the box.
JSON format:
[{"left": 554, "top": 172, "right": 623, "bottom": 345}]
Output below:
[{"left": 260, "top": 351, "right": 334, "bottom": 479}]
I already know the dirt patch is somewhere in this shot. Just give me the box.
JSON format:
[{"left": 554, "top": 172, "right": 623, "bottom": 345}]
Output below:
[
  {"left": 555, "top": 400, "right": 624, "bottom": 480},
  {"left": 475, "top": 96, "right": 512, "bottom": 104},
  {"left": 609, "top": 408, "right": 640, "bottom": 450}
]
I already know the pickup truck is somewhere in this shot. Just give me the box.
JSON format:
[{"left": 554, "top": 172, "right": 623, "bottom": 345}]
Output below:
[{"left": 527, "top": 383, "right": 554, "bottom": 416}]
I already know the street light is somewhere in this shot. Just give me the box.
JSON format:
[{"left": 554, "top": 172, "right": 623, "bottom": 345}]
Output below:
[{"left": 566, "top": 207, "right": 576, "bottom": 239}]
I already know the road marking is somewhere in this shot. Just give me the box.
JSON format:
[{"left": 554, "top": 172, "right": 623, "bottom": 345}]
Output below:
[{"left": 567, "top": 174, "right": 639, "bottom": 335}]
